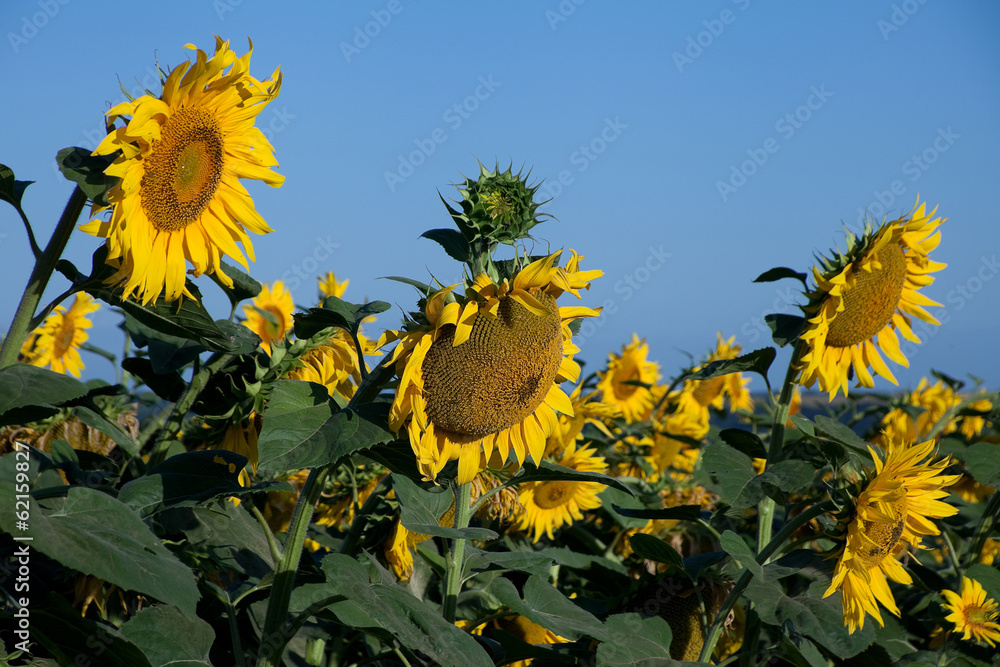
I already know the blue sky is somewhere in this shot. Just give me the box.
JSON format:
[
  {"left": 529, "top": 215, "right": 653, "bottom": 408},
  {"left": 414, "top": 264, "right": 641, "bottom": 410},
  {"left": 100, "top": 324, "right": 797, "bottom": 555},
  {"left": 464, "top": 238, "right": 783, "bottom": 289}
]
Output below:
[{"left": 2, "top": 1, "right": 999, "bottom": 393}]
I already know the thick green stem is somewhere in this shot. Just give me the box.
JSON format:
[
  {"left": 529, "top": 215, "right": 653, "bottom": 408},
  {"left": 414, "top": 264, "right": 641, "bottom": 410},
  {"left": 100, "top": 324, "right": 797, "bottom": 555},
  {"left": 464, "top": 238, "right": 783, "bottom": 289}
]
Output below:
[
  {"left": 699, "top": 499, "right": 836, "bottom": 663},
  {"left": 258, "top": 465, "right": 332, "bottom": 667},
  {"left": 756, "top": 340, "right": 806, "bottom": 553},
  {"left": 443, "top": 481, "right": 472, "bottom": 623},
  {"left": 0, "top": 186, "right": 86, "bottom": 368}
]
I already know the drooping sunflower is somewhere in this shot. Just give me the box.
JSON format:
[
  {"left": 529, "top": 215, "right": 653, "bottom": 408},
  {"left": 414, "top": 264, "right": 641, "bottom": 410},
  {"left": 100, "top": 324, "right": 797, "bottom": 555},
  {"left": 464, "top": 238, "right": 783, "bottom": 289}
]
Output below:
[
  {"left": 383, "top": 250, "right": 601, "bottom": 484},
  {"left": 673, "top": 333, "right": 753, "bottom": 425},
  {"left": 798, "top": 201, "right": 946, "bottom": 398},
  {"left": 596, "top": 334, "right": 661, "bottom": 423},
  {"left": 20, "top": 293, "right": 100, "bottom": 377},
  {"left": 941, "top": 577, "right": 1000, "bottom": 647},
  {"left": 516, "top": 440, "right": 608, "bottom": 542},
  {"left": 823, "top": 439, "right": 960, "bottom": 633},
  {"left": 81, "top": 37, "right": 283, "bottom": 304},
  {"left": 243, "top": 281, "right": 294, "bottom": 354}
]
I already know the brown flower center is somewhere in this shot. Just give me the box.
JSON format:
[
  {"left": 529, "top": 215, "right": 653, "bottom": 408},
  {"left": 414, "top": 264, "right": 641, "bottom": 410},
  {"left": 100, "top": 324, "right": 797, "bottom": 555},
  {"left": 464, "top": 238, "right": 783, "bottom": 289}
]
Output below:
[
  {"left": 141, "top": 108, "right": 224, "bottom": 232},
  {"left": 532, "top": 480, "right": 574, "bottom": 509},
  {"left": 826, "top": 244, "right": 907, "bottom": 347},
  {"left": 421, "top": 292, "right": 563, "bottom": 437},
  {"left": 857, "top": 494, "right": 908, "bottom": 569}
]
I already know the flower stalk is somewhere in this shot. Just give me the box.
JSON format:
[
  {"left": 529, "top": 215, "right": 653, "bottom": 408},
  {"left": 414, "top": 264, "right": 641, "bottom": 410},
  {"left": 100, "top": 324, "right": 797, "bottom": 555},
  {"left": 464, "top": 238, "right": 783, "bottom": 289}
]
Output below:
[{"left": 443, "top": 480, "right": 473, "bottom": 623}]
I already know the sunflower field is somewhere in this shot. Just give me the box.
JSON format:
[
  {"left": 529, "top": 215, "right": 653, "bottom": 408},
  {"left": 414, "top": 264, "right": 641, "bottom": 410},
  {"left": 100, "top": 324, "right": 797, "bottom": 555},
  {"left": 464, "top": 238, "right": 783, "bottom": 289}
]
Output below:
[{"left": 3, "top": 37, "right": 1000, "bottom": 667}]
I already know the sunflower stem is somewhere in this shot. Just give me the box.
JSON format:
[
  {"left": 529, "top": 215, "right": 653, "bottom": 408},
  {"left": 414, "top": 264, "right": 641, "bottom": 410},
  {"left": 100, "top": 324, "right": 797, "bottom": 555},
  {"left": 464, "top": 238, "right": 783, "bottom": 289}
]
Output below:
[
  {"left": 258, "top": 465, "right": 332, "bottom": 667},
  {"left": 443, "top": 480, "right": 472, "bottom": 623},
  {"left": 0, "top": 186, "right": 86, "bottom": 369},
  {"left": 756, "top": 339, "right": 805, "bottom": 553},
  {"left": 699, "top": 499, "right": 836, "bottom": 663}
]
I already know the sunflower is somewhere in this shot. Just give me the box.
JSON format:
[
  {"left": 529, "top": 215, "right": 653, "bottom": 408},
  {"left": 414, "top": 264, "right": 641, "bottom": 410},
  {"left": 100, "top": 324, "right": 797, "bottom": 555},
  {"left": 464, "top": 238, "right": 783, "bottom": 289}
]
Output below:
[
  {"left": 318, "top": 271, "right": 349, "bottom": 304},
  {"left": 81, "top": 37, "right": 283, "bottom": 304},
  {"left": 596, "top": 334, "right": 661, "bottom": 423},
  {"left": 942, "top": 577, "right": 1000, "bottom": 647},
  {"left": 20, "top": 293, "right": 100, "bottom": 377},
  {"left": 383, "top": 250, "right": 601, "bottom": 484},
  {"left": 516, "top": 440, "right": 607, "bottom": 542},
  {"left": 243, "top": 281, "right": 294, "bottom": 354},
  {"left": 673, "top": 333, "right": 753, "bottom": 425},
  {"left": 798, "top": 201, "right": 946, "bottom": 398},
  {"left": 823, "top": 439, "right": 960, "bottom": 633},
  {"left": 285, "top": 332, "right": 373, "bottom": 402},
  {"left": 543, "top": 384, "right": 616, "bottom": 458},
  {"left": 385, "top": 503, "right": 454, "bottom": 580}
]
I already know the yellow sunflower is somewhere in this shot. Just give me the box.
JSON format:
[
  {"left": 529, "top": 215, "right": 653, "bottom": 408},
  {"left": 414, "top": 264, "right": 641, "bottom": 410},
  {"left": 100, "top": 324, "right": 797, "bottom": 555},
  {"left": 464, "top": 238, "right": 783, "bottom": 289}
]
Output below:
[
  {"left": 243, "top": 281, "right": 294, "bottom": 354},
  {"left": 20, "top": 293, "right": 100, "bottom": 377},
  {"left": 942, "top": 577, "right": 1000, "bottom": 647},
  {"left": 318, "top": 271, "right": 349, "bottom": 304},
  {"left": 823, "top": 439, "right": 960, "bottom": 633},
  {"left": 81, "top": 37, "right": 283, "bottom": 304},
  {"left": 543, "top": 384, "right": 616, "bottom": 458},
  {"left": 285, "top": 331, "right": 375, "bottom": 402},
  {"left": 673, "top": 333, "right": 753, "bottom": 426},
  {"left": 798, "top": 201, "right": 946, "bottom": 398},
  {"left": 516, "top": 440, "right": 607, "bottom": 542},
  {"left": 218, "top": 413, "right": 261, "bottom": 507},
  {"left": 383, "top": 250, "right": 601, "bottom": 484},
  {"left": 596, "top": 334, "right": 661, "bottom": 423}
]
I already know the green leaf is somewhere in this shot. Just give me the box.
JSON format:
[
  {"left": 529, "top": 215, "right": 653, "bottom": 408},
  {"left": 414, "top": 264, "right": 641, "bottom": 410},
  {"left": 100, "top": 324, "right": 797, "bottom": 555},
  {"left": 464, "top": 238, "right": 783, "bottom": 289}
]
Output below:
[
  {"left": 765, "top": 313, "right": 806, "bottom": 347},
  {"left": 184, "top": 503, "right": 276, "bottom": 577},
  {"left": 0, "top": 163, "right": 33, "bottom": 210},
  {"left": 514, "top": 460, "right": 634, "bottom": 496},
  {"left": 812, "top": 416, "right": 872, "bottom": 455},
  {"left": 0, "top": 364, "right": 89, "bottom": 425},
  {"left": 393, "top": 473, "right": 497, "bottom": 541},
  {"left": 464, "top": 547, "right": 554, "bottom": 577},
  {"left": 688, "top": 347, "right": 776, "bottom": 391},
  {"left": 73, "top": 405, "right": 138, "bottom": 458},
  {"left": 119, "top": 606, "right": 214, "bottom": 667},
  {"left": 719, "top": 428, "right": 767, "bottom": 459},
  {"left": 610, "top": 504, "right": 702, "bottom": 521},
  {"left": 720, "top": 532, "right": 805, "bottom": 583},
  {"left": 120, "top": 357, "right": 186, "bottom": 401},
  {"left": 379, "top": 275, "right": 434, "bottom": 294},
  {"left": 490, "top": 575, "right": 609, "bottom": 642},
  {"left": 118, "top": 450, "right": 283, "bottom": 518},
  {"left": 209, "top": 259, "right": 262, "bottom": 307},
  {"left": 256, "top": 380, "right": 394, "bottom": 471},
  {"left": 628, "top": 533, "right": 685, "bottom": 572},
  {"left": 596, "top": 614, "right": 675, "bottom": 666},
  {"left": 302, "top": 554, "right": 494, "bottom": 666},
  {"left": 754, "top": 266, "right": 808, "bottom": 286},
  {"left": 959, "top": 442, "right": 1000, "bottom": 487},
  {"left": 0, "top": 477, "right": 199, "bottom": 617},
  {"left": 293, "top": 297, "right": 391, "bottom": 339},
  {"left": 28, "top": 593, "right": 154, "bottom": 667},
  {"left": 56, "top": 147, "right": 117, "bottom": 206},
  {"left": 421, "top": 227, "right": 472, "bottom": 262},
  {"left": 703, "top": 443, "right": 813, "bottom": 509},
  {"left": 966, "top": 563, "right": 1000, "bottom": 603},
  {"left": 600, "top": 486, "right": 650, "bottom": 529}
]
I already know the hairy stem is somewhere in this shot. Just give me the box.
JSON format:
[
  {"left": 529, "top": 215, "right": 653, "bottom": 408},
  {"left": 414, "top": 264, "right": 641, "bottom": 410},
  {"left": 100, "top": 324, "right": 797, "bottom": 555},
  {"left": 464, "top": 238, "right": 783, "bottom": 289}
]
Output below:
[{"left": 443, "top": 481, "right": 472, "bottom": 623}]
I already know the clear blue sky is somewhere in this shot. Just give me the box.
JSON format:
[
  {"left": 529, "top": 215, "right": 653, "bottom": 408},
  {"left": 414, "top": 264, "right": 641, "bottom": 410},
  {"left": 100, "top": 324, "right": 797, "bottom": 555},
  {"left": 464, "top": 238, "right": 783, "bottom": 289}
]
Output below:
[{"left": 2, "top": 1, "right": 998, "bottom": 393}]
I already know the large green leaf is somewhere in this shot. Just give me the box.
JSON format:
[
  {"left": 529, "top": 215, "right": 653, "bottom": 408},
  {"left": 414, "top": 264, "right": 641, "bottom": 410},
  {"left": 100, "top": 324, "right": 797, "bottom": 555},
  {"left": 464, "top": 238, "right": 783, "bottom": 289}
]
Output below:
[
  {"left": 754, "top": 266, "right": 808, "bottom": 286},
  {"left": 0, "top": 163, "right": 33, "bottom": 210},
  {"left": 719, "top": 428, "right": 767, "bottom": 459},
  {"left": 183, "top": 503, "right": 277, "bottom": 578},
  {"left": 702, "top": 442, "right": 814, "bottom": 509},
  {"left": 256, "top": 380, "right": 394, "bottom": 471},
  {"left": 118, "top": 450, "right": 286, "bottom": 518},
  {"left": 421, "top": 228, "right": 472, "bottom": 262},
  {"left": 490, "top": 575, "right": 609, "bottom": 642},
  {"left": 0, "top": 479, "right": 199, "bottom": 617},
  {"left": 56, "top": 146, "right": 117, "bottom": 206},
  {"left": 0, "top": 364, "right": 89, "bottom": 424},
  {"left": 960, "top": 442, "right": 1000, "bottom": 487},
  {"left": 765, "top": 313, "right": 806, "bottom": 347},
  {"left": 209, "top": 259, "right": 263, "bottom": 308},
  {"left": 628, "top": 534, "right": 685, "bottom": 572},
  {"left": 293, "top": 297, "right": 391, "bottom": 339},
  {"left": 812, "top": 416, "right": 873, "bottom": 456},
  {"left": 303, "top": 554, "right": 493, "bottom": 666},
  {"left": 596, "top": 614, "right": 675, "bottom": 666},
  {"left": 393, "top": 473, "right": 497, "bottom": 541},
  {"left": 28, "top": 593, "right": 153, "bottom": 667},
  {"left": 966, "top": 563, "right": 1000, "bottom": 602},
  {"left": 464, "top": 547, "right": 554, "bottom": 578},
  {"left": 688, "top": 347, "right": 776, "bottom": 392},
  {"left": 610, "top": 504, "right": 702, "bottom": 521},
  {"left": 73, "top": 405, "right": 139, "bottom": 459},
  {"left": 720, "top": 532, "right": 808, "bottom": 583},
  {"left": 119, "top": 605, "right": 214, "bottom": 667}
]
